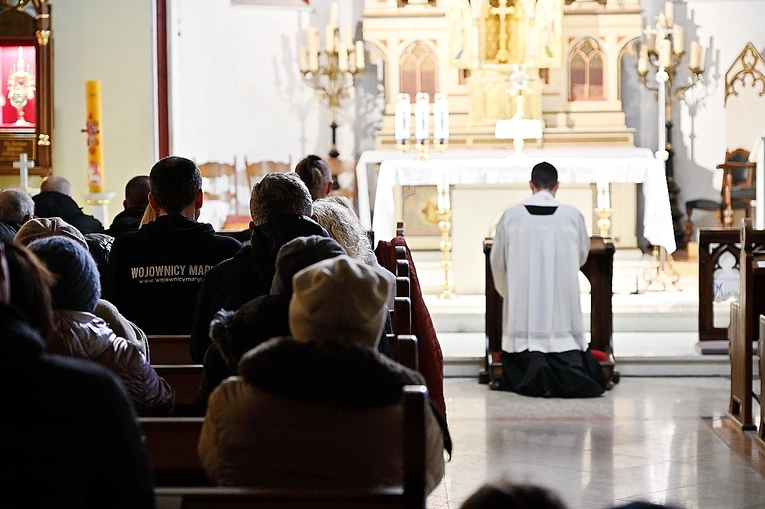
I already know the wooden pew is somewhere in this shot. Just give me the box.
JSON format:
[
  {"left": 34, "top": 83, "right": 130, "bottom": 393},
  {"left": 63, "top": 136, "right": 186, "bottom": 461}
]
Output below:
[
  {"left": 481, "top": 236, "right": 617, "bottom": 387},
  {"left": 154, "top": 385, "right": 428, "bottom": 509},
  {"left": 154, "top": 365, "right": 204, "bottom": 416},
  {"left": 140, "top": 417, "right": 208, "bottom": 487},
  {"left": 148, "top": 335, "right": 193, "bottom": 365}
]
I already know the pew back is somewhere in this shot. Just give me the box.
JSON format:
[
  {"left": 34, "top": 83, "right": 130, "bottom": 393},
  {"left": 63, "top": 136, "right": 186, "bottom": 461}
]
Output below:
[
  {"left": 141, "top": 417, "right": 208, "bottom": 486},
  {"left": 153, "top": 365, "right": 203, "bottom": 416},
  {"left": 148, "top": 335, "right": 193, "bottom": 365}
]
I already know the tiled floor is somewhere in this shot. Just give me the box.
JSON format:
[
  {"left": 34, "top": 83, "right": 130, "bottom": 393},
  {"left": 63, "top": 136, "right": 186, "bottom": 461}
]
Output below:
[{"left": 429, "top": 377, "right": 765, "bottom": 509}]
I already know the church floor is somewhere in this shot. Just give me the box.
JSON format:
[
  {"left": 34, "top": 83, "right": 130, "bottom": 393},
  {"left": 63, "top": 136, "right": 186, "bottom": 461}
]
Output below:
[{"left": 429, "top": 377, "right": 765, "bottom": 509}]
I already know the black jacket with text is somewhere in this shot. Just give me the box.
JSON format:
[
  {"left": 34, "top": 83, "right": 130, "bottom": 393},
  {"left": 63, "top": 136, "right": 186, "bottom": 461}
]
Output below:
[{"left": 106, "top": 214, "right": 242, "bottom": 335}]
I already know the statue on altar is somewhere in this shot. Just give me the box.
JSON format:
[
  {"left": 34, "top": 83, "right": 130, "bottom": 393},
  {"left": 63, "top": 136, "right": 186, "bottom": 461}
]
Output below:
[{"left": 7, "top": 46, "right": 36, "bottom": 127}]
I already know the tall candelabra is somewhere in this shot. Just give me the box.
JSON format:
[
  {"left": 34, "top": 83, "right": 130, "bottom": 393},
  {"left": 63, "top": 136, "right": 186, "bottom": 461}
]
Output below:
[
  {"left": 638, "top": 2, "right": 704, "bottom": 251},
  {"left": 299, "top": 4, "right": 365, "bottom": 158}
]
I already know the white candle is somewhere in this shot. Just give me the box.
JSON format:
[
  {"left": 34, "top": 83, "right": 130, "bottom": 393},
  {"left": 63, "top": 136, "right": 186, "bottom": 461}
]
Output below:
[
  {"left": 672, "top": 26, "right": 684, "bottom": 55},
  {"left": 638, "top": 43, "right": 648, "bottom": 75},
  {"left": 355, "top": 40, "right": 365, "bottom": 70},
  {"left": 664, "top": 1, "right": 674, "bottom": 26},
  {"left": 433, "top": 93, "right": 449, "bottom": 142},
  {"left": 308, "top": 48, "right": 319, "bottom": 72},
  {"left": 329, "top": 2, "right": 339, "bottom": 27},
  {"left": 438, "top": 172, "right": 450, "bottom": 211},
  {"left": 689, "top": 40, "right": 701, "bottom": 70},
  {"left": 699, "top": 46, "right": 706, "bottom": 72},
  {"left": 414, "top": 92, "right": 430, "bottom": 142},
  {"left": 325, "top": 25, "right": 335, "bottom": 53},
  {"left": 298, "top": 45, "right": 308, "bottom": 72},
  {"left": 344, "top": 24, "right": 353, "bottom": 49},
  {"left": 596, "top": 179, "right": 610, "bottom": 209},
  {"left": 646, "top": 34, "right": 655, "bottom": 54},
  {"left": 337, "top": 43, "right": 348, "bottom": 72},
  {"left": 659, "top": 40, "right": 671, "bottom": 68},
  {"left": 394, "top": 94, "right": 411, "bottom": 143}
]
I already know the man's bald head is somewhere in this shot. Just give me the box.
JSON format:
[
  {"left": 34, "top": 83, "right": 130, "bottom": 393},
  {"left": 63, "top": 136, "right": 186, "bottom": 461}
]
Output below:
[{"left": 40, "top": 175, "right": 72, "bottom": 196}]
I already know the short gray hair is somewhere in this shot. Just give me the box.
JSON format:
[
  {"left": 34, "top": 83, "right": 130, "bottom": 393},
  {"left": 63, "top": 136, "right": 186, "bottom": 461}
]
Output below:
[
  {"left": 0, "top": 188, "right": 35, "bottom": 223},
  {"left": 249, "top": 172, "right": 312, "bottom": 226}
]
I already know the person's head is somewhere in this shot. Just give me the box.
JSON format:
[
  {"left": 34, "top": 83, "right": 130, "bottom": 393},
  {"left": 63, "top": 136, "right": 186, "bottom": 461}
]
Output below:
[
  {"left": 249, "top": 172, "right": 312, "bottom": 227},
  {"left": 14, "top": 217, "right": 89, "bottom": 251},
  {"left": 124, "top": 175, "right": 150, "bottom": 210},
  {"left": 27, "top": 236, "right": 100, "bottom": 313},
  {"left": 2, "top": 241, "right": 55, "bottom": 340},
  {"left": 40, "top": 175, "right": 72, "bottom": 196},
  {"left": 289, "top": 255, "right": 394, "bottom": 347},
  {"left": 148, "top": 156, "right": 203, "bottom": 217},
  {"left": 0, "top": 188, "right": 35, "bottom": 223},
  {"left": 295, "top": 155, "right": 333, "bottom": 200},
  {"left": 459, "top": 482, "right": 568, "bottom": 509},
  {"left": 270, "top": 235, "right": 346, "bottom": 295},
  {"left": 312, "top": 198, "right": 374, "bottom": 264},
  {"left": 530, "top": 161, "right": 559, "bottom": 194}
]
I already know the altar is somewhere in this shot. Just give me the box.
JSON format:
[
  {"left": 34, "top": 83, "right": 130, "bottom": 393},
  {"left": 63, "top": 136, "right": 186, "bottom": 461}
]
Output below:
[{"left": 359, "top": 148, "right": 675, "bottom": 294}]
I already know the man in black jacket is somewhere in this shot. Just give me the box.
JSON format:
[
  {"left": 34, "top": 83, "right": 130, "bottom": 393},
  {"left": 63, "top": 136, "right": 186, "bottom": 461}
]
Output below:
[
  {"left": 0, "top": 243, "right": 156, "bottom": 509},
  {"left": 189, "top": 172, "right": 327, "bottom": 362},
  {"left": 33, "top": 175, "right": 104, "bottom": 234},
  {"left": 0, "top": 188, "right": 34, "bottom": 242},
  {"left": 106, "top": 175, "right": 150, "bottom": 236},
  {"left": 107, "top": 156, "right": 242, "bottom": 334}
]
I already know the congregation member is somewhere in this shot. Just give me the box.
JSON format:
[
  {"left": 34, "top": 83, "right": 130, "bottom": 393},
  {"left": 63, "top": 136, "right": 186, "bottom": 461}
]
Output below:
[
  {"left": 489, "top": 162, "right": 606, "bottom": 398},
  {"left": 0, "top": 188, "right": 34, "bottom": 242},
  {"left": 33, "top": 175, "right": 103, "bottom": 234},
  {"left": 0, "top": 243, "right": 156, "bottom": 509},
  {"left": 198, "top": 255, "right": 448, "bottom": 494},
  {"left": 197, "top": 235, "right": 346, "bottom": 407},
  {"left": 106, "top": 175, "right": 150, "bottom": 236},
  {"left": 312, "top": 197, "right": 378, "bottom": 266},
  {"left": 189, "top": 171, "right": 326, "bottom": 362},
  {"left": 29, "top": 235, "right": 174, "bottom": 415},
  {"left": 295, "top": 154, "right": 333, "bottom": 200},
  {"left": 107, "top": 156, "right": 242, "bottom": 335},
  {"left": 15, "top": 216, "right": 149, "bottom": 360}
]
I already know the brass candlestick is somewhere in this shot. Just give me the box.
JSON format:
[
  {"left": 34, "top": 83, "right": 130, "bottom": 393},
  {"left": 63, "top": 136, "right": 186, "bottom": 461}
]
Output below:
[
  {"left": 594, "top": 207, "right": 612, "bottom": 238},
  {"left": 435, "top": 208, "right": 455, "bottom": 299},
  {"left": 642, "top": 245, "right": 681, "bottom": 291}
]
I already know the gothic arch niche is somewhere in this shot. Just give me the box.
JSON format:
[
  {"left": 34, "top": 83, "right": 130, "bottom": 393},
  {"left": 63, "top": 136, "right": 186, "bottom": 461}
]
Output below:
[
  {"left": 569, "top": 37, "right": 606, "bottom": 101},
  {"left": 399, "top": 41, "right": 437, "bottom": 101},
  {"left": 481, "top": 0, "right": 525, "bottom": 65}
]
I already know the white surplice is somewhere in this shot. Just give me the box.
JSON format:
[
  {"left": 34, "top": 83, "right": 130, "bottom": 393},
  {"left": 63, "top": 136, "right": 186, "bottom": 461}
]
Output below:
[{"left": 489, "top": 190, "right": 590, "bottom": 353}]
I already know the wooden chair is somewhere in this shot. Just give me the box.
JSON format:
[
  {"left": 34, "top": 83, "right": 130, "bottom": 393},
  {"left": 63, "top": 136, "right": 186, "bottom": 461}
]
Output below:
[
  {"left": 244, "top": 158, "right": 292, "bottom": 190},
  {"left": 153, "top": 365, "right": 204, "bottom": 416},
  {"left": 140, "top": 417, "right": 208, "bottom": 486},
  {"left": 153, "top": 385, "right": 428, "bottom": 509},
  {"left": 199, "top": 161, "right": 238, "bottom": 215},
  {"left": 147, "top": 335, "right": 192, "bottom": 365}
]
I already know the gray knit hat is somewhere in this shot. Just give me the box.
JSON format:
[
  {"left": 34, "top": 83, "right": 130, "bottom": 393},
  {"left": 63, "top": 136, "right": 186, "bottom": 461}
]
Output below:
[
  {"left": 28, "top": 236, "right": 101, "bottom": 313},
  {"left": 269, "top": 235, "right": 346, "bottom": 295}
]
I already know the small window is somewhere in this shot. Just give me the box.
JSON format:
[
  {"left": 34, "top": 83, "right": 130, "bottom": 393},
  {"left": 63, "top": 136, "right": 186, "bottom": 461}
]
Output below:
[{"left": 569, "top": 38, "right": 606, "bottom": 101}]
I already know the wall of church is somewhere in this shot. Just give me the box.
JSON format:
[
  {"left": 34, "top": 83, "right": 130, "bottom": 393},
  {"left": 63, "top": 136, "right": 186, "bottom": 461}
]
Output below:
[{"left": 51, "top": 0, "right": 157, "bottom": 222}]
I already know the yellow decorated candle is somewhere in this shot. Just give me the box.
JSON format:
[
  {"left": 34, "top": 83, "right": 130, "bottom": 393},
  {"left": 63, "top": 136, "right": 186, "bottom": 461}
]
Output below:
[{"left": 85, "top": 80, "right": 104, "bottom": 193}]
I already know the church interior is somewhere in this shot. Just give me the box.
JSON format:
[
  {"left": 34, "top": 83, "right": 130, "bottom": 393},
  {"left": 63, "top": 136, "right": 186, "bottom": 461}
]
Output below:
[{"left": 2, "top": 0, "right": 765, "bottom": 507}]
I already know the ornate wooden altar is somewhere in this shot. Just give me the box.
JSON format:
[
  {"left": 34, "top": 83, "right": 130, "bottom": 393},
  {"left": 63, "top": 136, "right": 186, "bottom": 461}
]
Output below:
[
  {"left": 481, "top": 236, "right": 617, "bottom": 386},
  {"left": 0, "top": 0, "right": 52, "bottom": 175}
]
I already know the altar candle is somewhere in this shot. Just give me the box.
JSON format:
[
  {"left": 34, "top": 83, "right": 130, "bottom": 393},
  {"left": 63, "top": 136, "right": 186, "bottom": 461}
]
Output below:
[
  {"left": 394, "top": 93, "right": 411, "bottom": 143},
  {"left": 433, "top": 93, "right": 449, "bottom": 142},
  {"left": 646, "top": 33, "right": 655, "bottom": 54},
  {"left": 337, "top": 43, "right": 348, "bottom": 72},
  {"left": 344, "top": 24, "right": 353, "bottom": 49},
  {"left": 672, "top": 26, "right": 684, "bottom": 55},
  {"left": 329, "top": 2, "right": 339, "bottom": 27},
  {"left": 438, "top": 172, "right": 450, "bottom": 211},
  {"left": 414, "top": 92, "right": 430, "bottom": 142},
  {"left": 298, "top": 45, "right": 308, "bottom": 72},
  {"left": 659, "top": 40, "right": 671, "bottom": 68},
  {"left": 689, "top": 40, "right": 701, "bottom": 70},
  {"left": 355, "top": 40, "right": 365, "bottom": 70},
  {"left": 638, "top": 43, "right": 648, "bottom": 75},
  {"left": 664, "top": 1, "right": 674, "bottom": 26},
  {"left": 85, "top": 80, "right": 104, "bottom": 194},
  {"left": 325, "top": 25, "right": 335, "bottom": 53},
  {"left": 308, "top": 47, "right": 319, "bottom": 72}
]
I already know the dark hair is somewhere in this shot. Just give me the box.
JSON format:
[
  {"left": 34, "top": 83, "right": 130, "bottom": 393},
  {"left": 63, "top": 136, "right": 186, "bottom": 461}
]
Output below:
[
  {"left": 459, "top": 482, "right": 568, "bottom": 509},
  {"left": 531, "top": 161, "right": 558, "bottom": 190},
  {"left": 3, "top": 241, "right": 55, "bottom": 342},
  {"left": 149, "top": 156, "right": 202, "bottom": 214},
  {"left": 295, "top": 155, "right": 331, "bottom": 199},
  {"left": 124, "top": 175, "right": 150, "bottom": 209},
  {"left": 249, "top": 172, "right": 312, "bottom": 225}
]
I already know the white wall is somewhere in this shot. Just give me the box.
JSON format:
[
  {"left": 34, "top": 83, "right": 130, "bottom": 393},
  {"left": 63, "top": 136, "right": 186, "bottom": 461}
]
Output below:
[{"left": 52, "top": 0, "right": 156, "bottom": 221}]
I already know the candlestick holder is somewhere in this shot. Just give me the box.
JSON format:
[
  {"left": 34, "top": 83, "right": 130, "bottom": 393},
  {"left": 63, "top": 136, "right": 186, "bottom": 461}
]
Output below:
[
  {"left": 641, "top": 245, "right": 681, "bottom": 292},
  {"left": 415, "top": 139, "right": 430, "bottom": 161},
  {"left": 594, "top": 207, "right": 612, "bottom": 238},
  {"left": 435, "top": 208, "right": 456, "bottom": 299}
]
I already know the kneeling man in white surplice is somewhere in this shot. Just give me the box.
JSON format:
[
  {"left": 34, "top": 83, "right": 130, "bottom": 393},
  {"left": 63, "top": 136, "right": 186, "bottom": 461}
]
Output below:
[{"left": 489, "top": 161, "right": 606, "bottom": 398}]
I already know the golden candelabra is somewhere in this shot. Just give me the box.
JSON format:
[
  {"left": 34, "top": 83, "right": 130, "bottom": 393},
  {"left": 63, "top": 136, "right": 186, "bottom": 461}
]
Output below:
[
  {"left": 637, "top": 4, "right": 704, "bottom": 291},
  {"left": 435, "top": 208, "right": 455, "bottom": 299},
  {"left": 299, "top": 17, "right": 364, "bottom": 158}
]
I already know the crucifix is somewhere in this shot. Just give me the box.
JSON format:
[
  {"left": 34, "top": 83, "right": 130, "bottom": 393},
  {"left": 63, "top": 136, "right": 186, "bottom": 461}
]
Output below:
[
  {"left": 490, "top": 0, "right": 515, "bottom": 64},
  {"left": 13, "top": 153, "right": 34, "bottom": 191}
]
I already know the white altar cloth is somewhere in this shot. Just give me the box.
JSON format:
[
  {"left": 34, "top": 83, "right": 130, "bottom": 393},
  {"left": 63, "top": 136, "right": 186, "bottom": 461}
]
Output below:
[{"left": 365, "top": 148, "right": 676, "bottom": 253}]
